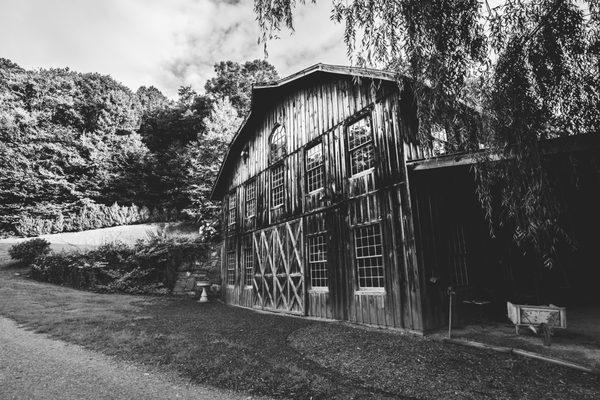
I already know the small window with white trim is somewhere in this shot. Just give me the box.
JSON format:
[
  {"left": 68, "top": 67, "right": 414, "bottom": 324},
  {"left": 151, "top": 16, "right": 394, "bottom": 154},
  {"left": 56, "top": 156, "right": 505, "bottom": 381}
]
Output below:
[
  {"left": 245, "top": 180, "right": 256, "bottom": 219},
  {"left": 226, "top": 251, "right": 236, "bottom": 286},
  {"left": 228, "top": 192, "right": 237, "bottom": 229},
  {"left": 347, "top": 117, "right": 375, "bottom": 176},
  {"left": 354, "top": 223, "right": 385, "bottom": 289},
  {"left": 308, "top": 233, "right": 328, "bottom": 288},
  {"left": 306, "top": 142, "right": 324, "bottom": 193},
  {"left": 271, "top": 164, "right": 285, "bottom": 209},
  {"left": 243, "top": 242, "right": 254, "bottom": 287}
]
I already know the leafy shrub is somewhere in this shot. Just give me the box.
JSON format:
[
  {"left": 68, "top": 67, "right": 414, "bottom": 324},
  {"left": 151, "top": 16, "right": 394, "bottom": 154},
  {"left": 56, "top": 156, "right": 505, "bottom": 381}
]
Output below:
[
  {"left": 9, "top": 238, "right": 51, "bottom": 265},
  {"left": 30, "top": 234, "right": 214, "bottom": 295}
]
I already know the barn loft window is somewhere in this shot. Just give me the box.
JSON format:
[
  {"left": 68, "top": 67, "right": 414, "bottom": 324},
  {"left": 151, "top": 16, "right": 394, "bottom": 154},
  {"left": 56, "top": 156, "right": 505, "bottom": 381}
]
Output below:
[
  {"left": 271, "top": 164, "right": 285, "bottom": 209},
  {"left": 305, "top": 142, "right": 324, "bottom": 193},
  {"left": 348, "top": 117, "right": 375, "bottom": 176},
  {"left": 269, "top": 124, "right": 287, "bottom": 163},
  {"left": 354, "top": 223, "right": 385, "bottom": 289},
  {"left": 308, "top": 233, "right": 328, "bottom": 288},
  {"left": 245, "top": 180, "right": 256, "bottom": 219},
  {"left": 228, "top": 192, "right": 237, "bottom": 229},
  {"left": 431, "top": 125, "right": 448, "bottom": 155},
  {"left": 243, "top": 241, "right": 254, "bottom": 287},
  {"left": 226, "top": 250, "right": 236, "bottom": 286}
]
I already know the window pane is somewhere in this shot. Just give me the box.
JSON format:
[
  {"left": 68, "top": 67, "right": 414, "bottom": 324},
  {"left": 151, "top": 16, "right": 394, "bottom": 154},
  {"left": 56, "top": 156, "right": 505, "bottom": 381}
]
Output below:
[
  {"left": 228, "top": 193, "right": 237, "bottom": 227},
  {"left": 348, "top": 118, "right": 371, "bottom": 151},
  {"left": 350, "top": 142, "right": 374, "bottom": 175},
  {"left": 243, "top": 245, "right": 254, "bottom": 286},
  {"left": 354, "top": 224, "right": 384, "bottom": 289},
  {"left": 245, "top": 180, "right": 256, "bottom": 218},
  {"left": 227, "top": 251, "right": 236, "bottom": 285},
  {"left": 271, "top": 164, "right": 285, "bottom": 208},
  {"left": 308, "top": 234, "right": 328, "bottom": 288},
  {"left": 306, "top": 144, "right": 323, "bottom": 170},
  {"left": 306, "top": 143, "right": 324, "bottom": 193},
  {"left": 270, "top": 125, "right": 287, "bottom": 162}
]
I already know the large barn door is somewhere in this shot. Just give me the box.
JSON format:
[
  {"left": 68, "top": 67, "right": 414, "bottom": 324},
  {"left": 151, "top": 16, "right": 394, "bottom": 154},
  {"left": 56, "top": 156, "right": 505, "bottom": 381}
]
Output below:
[{"left": 252, "top": 218, "right": 305, "bottom": 315}]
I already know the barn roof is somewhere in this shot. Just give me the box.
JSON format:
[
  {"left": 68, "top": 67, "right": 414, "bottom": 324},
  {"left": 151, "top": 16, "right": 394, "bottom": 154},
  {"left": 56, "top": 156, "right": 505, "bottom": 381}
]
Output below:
[{"left": 210, "top": 63, "right": 402, "bottom": 200}]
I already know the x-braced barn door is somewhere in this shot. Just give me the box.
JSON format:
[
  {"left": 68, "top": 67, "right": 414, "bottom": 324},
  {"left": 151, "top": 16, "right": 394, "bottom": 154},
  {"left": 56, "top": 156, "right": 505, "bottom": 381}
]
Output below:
[{"left": 252, "top": 218, "right": 305, "bottom": 315}]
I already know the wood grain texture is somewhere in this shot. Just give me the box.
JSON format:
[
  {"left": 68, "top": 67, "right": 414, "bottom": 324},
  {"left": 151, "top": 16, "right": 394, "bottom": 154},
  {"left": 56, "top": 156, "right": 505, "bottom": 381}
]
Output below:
[{"left": 217, "top": 74, "right": 430, "bottom": 331}]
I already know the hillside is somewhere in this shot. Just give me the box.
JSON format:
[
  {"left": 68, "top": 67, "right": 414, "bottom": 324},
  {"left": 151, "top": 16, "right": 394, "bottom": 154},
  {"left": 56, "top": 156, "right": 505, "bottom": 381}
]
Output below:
[{"left": 0, "top": 58, "right": 278, "bottom": 237}]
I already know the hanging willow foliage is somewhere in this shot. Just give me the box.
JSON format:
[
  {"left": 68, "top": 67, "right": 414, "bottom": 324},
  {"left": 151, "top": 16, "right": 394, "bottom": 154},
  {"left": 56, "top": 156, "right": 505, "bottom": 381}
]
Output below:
[{"left": 254, "top": 0, "right": 600, "bottom": 268}]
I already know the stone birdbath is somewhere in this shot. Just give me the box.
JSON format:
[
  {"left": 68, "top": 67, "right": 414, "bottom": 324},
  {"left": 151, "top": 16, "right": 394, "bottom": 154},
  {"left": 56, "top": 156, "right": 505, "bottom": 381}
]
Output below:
[{"left": 196, "top": 280, "right": 211, "bottom": 303}]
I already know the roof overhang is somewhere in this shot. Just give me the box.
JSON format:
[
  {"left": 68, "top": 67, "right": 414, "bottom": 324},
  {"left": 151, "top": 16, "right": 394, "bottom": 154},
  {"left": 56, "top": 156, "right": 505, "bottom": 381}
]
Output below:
[
  {"left": 407, "top": 133, "right": 600, "bottom": 172},
  {"left": 210, "top": 63, "right": 403, "bottom": 200}
]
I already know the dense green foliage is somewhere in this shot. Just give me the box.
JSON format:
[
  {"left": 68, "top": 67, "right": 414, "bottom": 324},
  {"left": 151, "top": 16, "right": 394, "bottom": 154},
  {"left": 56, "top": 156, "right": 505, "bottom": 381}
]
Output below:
[
  {"left": 0, "top": 58, "right": 277, "bottom": 237},
  {"left": 255, "top": 0, "right": 600, "bottom": 266},
  {"left": 205, "top": 60, "right": 279, "bottom": 116},
  {"left": 29, "top": 234, "right": 214, "bottom": 294},
  {"left": 8, "top": 238, "right": 51, "bottom": 264},
  {"left": 0, "top": 59, "right": 150, "bottom": 235},
  {"left": 13, "top": 202, "right": 177, "bottom": 237}
]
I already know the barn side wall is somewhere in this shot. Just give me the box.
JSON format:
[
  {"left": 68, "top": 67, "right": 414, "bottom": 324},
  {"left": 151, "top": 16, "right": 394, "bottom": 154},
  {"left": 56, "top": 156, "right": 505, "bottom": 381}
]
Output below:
[{"left": 219, "top": 75, "right": 426, "bottom": 331}]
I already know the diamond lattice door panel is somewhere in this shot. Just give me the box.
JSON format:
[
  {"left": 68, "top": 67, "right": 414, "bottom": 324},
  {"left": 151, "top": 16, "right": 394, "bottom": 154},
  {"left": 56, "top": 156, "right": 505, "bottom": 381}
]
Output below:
[{"left": 252, "top": 218, "right": 305, "bottom": 315}]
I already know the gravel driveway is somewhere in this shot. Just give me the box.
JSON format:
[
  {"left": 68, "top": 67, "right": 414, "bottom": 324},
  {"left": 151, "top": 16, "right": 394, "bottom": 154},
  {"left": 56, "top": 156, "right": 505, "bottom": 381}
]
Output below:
[{"left": 0, "top": 316, "right": 260, "bottom": 400}]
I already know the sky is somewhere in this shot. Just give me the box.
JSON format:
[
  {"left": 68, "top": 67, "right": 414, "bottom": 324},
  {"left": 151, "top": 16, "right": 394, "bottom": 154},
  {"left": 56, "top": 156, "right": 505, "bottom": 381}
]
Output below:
[{"left": 0, "top": 0, "right": 348, "bottom": 98}]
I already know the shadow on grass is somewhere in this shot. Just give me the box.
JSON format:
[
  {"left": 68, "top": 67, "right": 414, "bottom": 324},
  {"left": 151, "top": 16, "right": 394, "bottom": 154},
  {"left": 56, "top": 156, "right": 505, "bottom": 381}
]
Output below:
[
  {"left": 0, "top": 260, "right": 26, "bottom": 270},
  {"left": 1, "top": 264, "right": 599, "bottom": 400}
]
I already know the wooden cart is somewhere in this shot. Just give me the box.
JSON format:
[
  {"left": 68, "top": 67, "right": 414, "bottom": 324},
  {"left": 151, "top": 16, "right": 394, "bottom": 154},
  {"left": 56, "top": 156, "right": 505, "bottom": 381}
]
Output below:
[{"left": 507, "top": 302, "right": 567, "bottom": 346}]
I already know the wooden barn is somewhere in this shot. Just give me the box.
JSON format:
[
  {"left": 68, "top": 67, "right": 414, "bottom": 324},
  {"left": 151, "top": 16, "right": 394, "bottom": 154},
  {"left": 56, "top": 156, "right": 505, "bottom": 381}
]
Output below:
[{"left": 210, "top": 64, "right": 600, "bottom": 333}]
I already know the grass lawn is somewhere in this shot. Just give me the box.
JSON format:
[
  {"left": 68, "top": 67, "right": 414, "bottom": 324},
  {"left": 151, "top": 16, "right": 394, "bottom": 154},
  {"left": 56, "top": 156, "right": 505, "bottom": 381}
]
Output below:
[{"left": 1, "top": 258, "right": 599, "bottom": 399}]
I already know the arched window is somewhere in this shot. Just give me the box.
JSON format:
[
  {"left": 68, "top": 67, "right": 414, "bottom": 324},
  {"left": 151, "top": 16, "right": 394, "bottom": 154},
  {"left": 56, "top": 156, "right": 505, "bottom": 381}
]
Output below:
[{"left": 269, "top": 124, "right": 287, "bottom": 163}]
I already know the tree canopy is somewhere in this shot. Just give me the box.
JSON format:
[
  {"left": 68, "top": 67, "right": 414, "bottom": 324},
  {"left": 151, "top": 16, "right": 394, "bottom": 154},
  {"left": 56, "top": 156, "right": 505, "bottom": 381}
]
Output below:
[
  {"left": 0, "top": 60, "right": 150, "bottom": 230},
  {"left": 0, "top": 57, "right": 277, "bottom": 236},
  {"left": 205, "top": 59, "right": 279, "bottom": 116}
]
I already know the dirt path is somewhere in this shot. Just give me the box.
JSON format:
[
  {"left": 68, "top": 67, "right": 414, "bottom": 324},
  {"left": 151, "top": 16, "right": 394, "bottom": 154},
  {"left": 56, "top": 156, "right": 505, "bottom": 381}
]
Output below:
[{"left": 0, "top": 316, "right": 262, "bottom": 400}]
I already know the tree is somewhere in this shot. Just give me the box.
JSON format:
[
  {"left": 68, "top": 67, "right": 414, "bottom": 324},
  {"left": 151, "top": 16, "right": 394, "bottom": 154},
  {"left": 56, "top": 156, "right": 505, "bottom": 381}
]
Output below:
[
  {"left": 253, "top": 0, "right": 600, "bottom": 266},
  {"left": 204, "top": 59, "right": 279, "bottom": 116},
  {"left": 137, "top": 86, "right": 171, "bottom": 114},
  {"left": 138, "top": 60, "right": 278, "bottom": 221},
  {"left": 0, "top": 59, "right": 152, "bottom": 234},
  {"left": 177, "top": 97, "right": 242, "bottom": 223},
  {"left": 138, "top": 87, "right": 211, "bottom": 153}
]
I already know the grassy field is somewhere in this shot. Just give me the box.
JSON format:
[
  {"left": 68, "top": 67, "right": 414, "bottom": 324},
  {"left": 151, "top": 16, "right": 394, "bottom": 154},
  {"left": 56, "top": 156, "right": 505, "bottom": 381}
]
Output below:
[
  {"left": 0, "top": 222, "right": 200, "bottom": 247},
  {"left": 1, "top": 256, "right": 599, "bottom": 399}
]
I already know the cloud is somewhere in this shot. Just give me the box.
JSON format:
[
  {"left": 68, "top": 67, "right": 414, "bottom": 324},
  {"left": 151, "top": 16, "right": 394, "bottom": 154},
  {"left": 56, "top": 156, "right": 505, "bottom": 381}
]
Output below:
[{"left": 0, "top": 0, "right": 349, "bottom": 98}]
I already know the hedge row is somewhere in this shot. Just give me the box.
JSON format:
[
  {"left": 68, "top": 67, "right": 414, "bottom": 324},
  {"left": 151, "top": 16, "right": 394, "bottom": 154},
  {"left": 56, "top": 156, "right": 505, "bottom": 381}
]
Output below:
[
  {"left": 14, "top": 202, "right": 179, "bottom": 237},
  {"left": 29, "top": 234, "right": 213, "bottom": 295}
]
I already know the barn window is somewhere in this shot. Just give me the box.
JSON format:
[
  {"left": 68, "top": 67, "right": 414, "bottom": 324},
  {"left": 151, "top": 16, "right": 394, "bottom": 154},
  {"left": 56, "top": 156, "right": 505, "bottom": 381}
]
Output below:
[
  {"left": 354, "top": 223, "right": 385, "bottom": 289},
  {"left": 305, "top": 142, "right": 324, "bottom": 193},
  {"left": 308, "top": 233, "right": 328, "bottom": 288},
  {"left": 228, "top": 192, "right": 237, "bottom": 229},
  {"left": 431, "top": 125, "right": 448, "bottom": 155},
  {"left": 348, "top": 117, "right": 375, "bottom": 176},
  {"left": 269, "top": 124, "right": 287, "bottom": 163},
  {"left": 245, "top": 180, "right": 256, "bottom": 219},
  {"left": 271, "top": 164, "right": 285, "bottom": 209},
  {"left": 226, "top": 251, "right": 236, "bottom": 286},
  {"left": 243, "top": 242, "right": 254, "bottom": 287}
]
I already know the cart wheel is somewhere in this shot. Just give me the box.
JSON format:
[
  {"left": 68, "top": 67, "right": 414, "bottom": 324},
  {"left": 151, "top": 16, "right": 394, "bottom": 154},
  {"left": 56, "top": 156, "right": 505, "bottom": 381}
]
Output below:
[{"left": 540, "top": 323, "right": 552, "bottom": 346}]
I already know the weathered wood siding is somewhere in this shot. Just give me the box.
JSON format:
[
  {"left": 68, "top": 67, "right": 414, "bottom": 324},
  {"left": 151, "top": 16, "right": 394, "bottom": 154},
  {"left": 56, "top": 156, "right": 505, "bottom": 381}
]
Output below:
[{"left": 219, "top": 74, "right": 426, "bottom": 331}]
